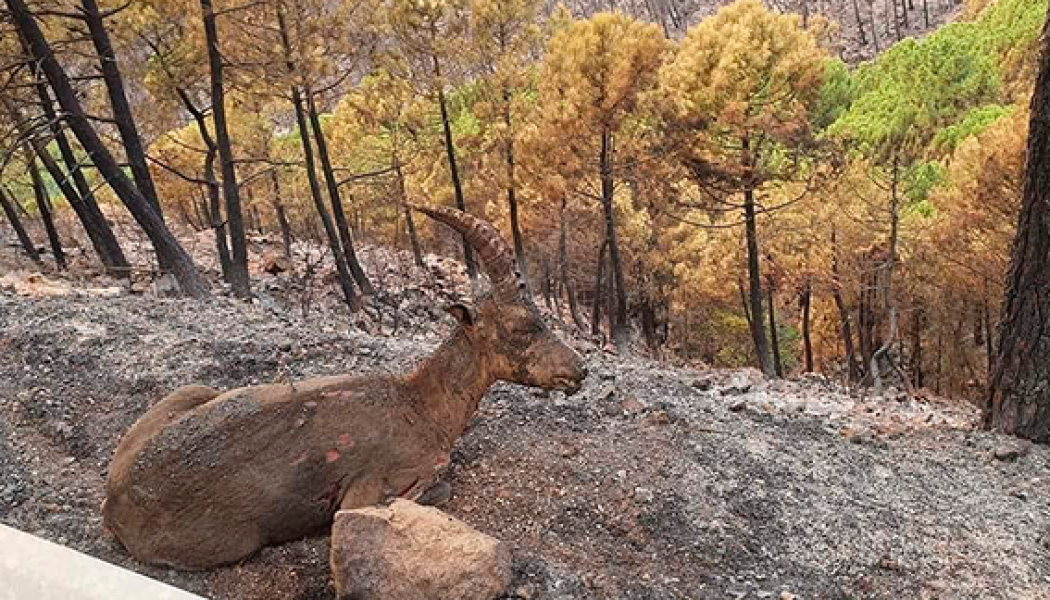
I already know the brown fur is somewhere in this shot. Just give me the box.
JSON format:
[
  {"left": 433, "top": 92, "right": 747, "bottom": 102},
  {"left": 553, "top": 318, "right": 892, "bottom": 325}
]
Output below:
[{"left": 103, "top": 296, "right": 586, "bottom": 569}]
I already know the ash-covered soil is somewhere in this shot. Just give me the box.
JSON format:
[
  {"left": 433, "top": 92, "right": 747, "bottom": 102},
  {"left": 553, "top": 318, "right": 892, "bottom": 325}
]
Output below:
[{"left": 1, "top": 275, "right": 1049, "bottom": 599}]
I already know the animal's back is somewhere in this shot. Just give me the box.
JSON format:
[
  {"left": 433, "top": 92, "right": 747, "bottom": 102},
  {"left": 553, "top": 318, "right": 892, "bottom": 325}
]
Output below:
[{"left": 104, "top": 374, "right": 416, "bottom": 569}]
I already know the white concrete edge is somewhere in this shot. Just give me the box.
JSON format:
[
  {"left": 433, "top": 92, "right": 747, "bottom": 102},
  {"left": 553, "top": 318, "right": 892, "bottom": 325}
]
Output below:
[{"left": 0, "top": 524, "right": 206, "bottom": 600}]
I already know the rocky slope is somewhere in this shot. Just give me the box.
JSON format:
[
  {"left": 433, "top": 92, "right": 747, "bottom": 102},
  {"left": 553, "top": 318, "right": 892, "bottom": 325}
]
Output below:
[{"left": 1, "top": 265, "right": 1048, "bottom": 599}]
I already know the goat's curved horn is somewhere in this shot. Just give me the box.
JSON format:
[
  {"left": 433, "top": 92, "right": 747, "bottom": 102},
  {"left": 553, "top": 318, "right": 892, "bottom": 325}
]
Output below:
[{"left": 410, "top": 204, "right": 524, "bottom": 298}]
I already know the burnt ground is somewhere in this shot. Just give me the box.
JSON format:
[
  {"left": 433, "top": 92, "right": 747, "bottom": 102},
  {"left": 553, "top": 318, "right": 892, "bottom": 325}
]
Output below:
[{"left": 1, "top": 257, "right": 1049, "bottom": 599}]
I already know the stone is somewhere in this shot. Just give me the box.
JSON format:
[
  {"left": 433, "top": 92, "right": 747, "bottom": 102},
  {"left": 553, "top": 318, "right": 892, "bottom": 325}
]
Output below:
[
  {"left": 780, "top": 592, "right": 798, "bottom": 600},
  {"left": 262, "top": 253, "right": 291, "bottom": 275},
  {"left": 634, "top": 487, "right": 655, "bottom": 504},
  {"left": 992, "top": 442, "right": 1028, "bottom": 462},
  {"left": 728, "top": 399, "right": 747, "bottom": 413},
  {"left": 330, "top": 499, "right": 511, "bottom": 600},
  {"left": 692, "top": 378, "right": 714, "bottom": 392},
  {"left": 151, "top": 274, "right": 181, "bottom": 297},
  {"left": 621, "top": 396, "right": 646, "bottom": 415}
]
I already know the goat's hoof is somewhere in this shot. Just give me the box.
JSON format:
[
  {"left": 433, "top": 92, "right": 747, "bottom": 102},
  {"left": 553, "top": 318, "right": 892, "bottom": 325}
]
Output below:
[{"left": 416, "top": 481, "right": 452, "bottom": 507}]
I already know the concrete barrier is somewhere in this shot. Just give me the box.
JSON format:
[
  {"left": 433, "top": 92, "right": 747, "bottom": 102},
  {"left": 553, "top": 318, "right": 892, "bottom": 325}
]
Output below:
[{"left": 0, "top": 525, "right": 206, "bottom": 600}]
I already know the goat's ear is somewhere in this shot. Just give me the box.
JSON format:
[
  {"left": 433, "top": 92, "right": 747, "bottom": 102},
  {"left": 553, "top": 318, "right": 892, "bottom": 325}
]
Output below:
[{"left": 447, "top": 303, "right": 476, "bottom": 327}]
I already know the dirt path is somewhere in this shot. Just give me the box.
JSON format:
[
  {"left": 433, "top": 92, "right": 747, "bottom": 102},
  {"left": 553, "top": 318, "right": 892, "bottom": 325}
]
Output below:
[{"left": 1, "top": 286, "right": 1048, "bottom": 600}]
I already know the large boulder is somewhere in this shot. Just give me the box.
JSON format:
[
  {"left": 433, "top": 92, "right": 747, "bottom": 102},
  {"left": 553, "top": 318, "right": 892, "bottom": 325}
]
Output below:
[{"left": 330, "top": 499, "right": 511, "bottom": 600}]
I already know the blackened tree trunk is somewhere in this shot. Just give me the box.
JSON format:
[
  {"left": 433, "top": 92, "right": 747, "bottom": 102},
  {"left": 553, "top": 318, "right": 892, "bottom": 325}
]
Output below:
[
  {"left": 81, "top": 0, "right": 163, "bottom": 217},
  {"left": 394, "top": 157, "right": 424, "bottom": 267},
  {"left": 871, "top": 160, "right": 902, "bottom": 390},
  {"left": 870, "top": 0, "right": 880, "bottom": 53},
  {"left": 306, "top": 90, "right": 373, "bottom": 295},
  {"left": 801, "top": 279, "right": 814, "bottom": 373},
  {"left": 738, "top": 276, "right": 752, "bottom": 328},
  {"left": 22, "top": 51, "right": 128, "bottom": 276},
  {"left": 768, "top": 286, "right": 783, "bottom": 377},
  {"left": 276, "top": 1, "right": 356, "bottom": 308},
  {"left": 25, "top": 150, "right": 66, "bottom": 269},
  {"left": 271, "top": 170, "right": 292, "bottom": 259},
  {"left": 743, "top": 197, "right": 773, "bottom": 375},
  {"left": 504, "top": 93, "right": 527, "bottom": 281},
  {"left": 600, "top": 128, "right": 629, "bottom": 347},
  {"left": 591, "top": 238, "right": 607, "bottom": 337},
  {"left": 910, "top": 305, "right": 924, "bottom": 389},
  {"left": 175, "top": 88, "right": 231, "bottom": 280},
  {"left": 558, "top": 198, "right": 584, "bottom": 330},
  {"left": 201, "top": 0, "right": 249, "bottom": 297},
  {"left": 605, "top": 249, "right": 616, "bottom": 343},
  {"left": 0, "top": 186, "right": 40, "bottom": 262},
  {"left": 985, "top": 11, "right": 1050, "bottom": 442},
  {"left": 853, "top": 0, "right": 868, "bottom": 44},
  {"left": 433, "top": 55, "right": 477, "bottom": 281},
  {"left": 9, "top": 0, "right": 209, "bottom": 296},
  {"left": 540, "top": 256, "right": 553, "bottom": 311},
  {"left": 982, "top": 290, "right": 995, "bottom": 381}
]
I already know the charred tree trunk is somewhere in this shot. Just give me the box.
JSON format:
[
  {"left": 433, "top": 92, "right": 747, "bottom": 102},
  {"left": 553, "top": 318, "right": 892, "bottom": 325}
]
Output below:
[
  {"left": 738, "top": 276, "right": 752, "bottom": 328},
  {"left": 768, "top": 286, "right": 783, "bottom": 377},
  {"left": 504, "top": 92, "right": 527, "bottom": 282},
  {"left": 81, "top": 0, "right": 163, "bottom": 217},
  {"left": 26, "top": 149, "right": 66, "bottom": 270},
  {"left": 201, "top": 0, "right": 249, "bottom": 297},
  {"left": 276, "top": 2, "right": 356, "bottom": 308},
  {"left": 870, "top": 0, "right": 880, "bottom": 53},
  {"left": 743, "top": 173, "right": 773, "bottom": 374},
  {"left": 22, "top": 50, "right": 128, "bottom": 275},
  {"left": 558, "top": 198, "right": 584, "bottom": 330},
  {"left": 853, "top": 0, "right": 868, "bottom": 44},
  {"left": 591, "top": 238, "right": 608, "bottom": 338},
  {"left": 871, "top": 160, "right": 902, "bottom": 390},
  {"left": 600, "top": 128, "right": 629, "bottom": 347},
  {"left": 307, "top": 91, "right": 373, "bottom": 295},
  {"left": 985, "top": 13, "right": 1050, "bottom": 442},
  {"left": 204, "top": 145, "right": 231, "bottom": 281},
  {"left": 605, "top": 249, "right": 616, "bottom": 344},
  {"left": 910, "top": 305, "right": 924, "bottom": 389},
  {"left": 176, "top": 88, "right": 231, "bottom": 280},
  {"left": 832, "top": 229, "right": 861, "bottom": 382},
  {"left": 433, "top": 55, "right": 477, "bottom": 282},
  {"left": 982, "top": 290, "right": 995, "bottom": 383},
  {"left": 394, "top": 157, "right": 424, "bottom": 268},
  {"left": 801, "top": 279, "right": 814, "bottom": 373},
  {"left": 540, "top": 256, "right": 553, "bottom": 311},
  {"left": 0, "top": 186, "right": 40, "bottom": 262},
  {"left": 9, "top": 0, "right": 209, "bottom": 295},
  {"left": 271, "top": 171, "right": 292, "bottom": 259}
]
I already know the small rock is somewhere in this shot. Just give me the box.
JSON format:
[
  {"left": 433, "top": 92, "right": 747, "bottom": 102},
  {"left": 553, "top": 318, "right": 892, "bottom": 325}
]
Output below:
[
  {"left": 634, "top": 487, "right": 655, "bottom": 504},
  {"left": 877, "top": 556, "right": 901, "bottom": 570},
  {"left": 780, "top": 592, "right": 798, "bottom": 600},
  {"left": 993, "top": 443, "right": 1028, "bottom": 462},
  {"left": 728, "top": 399, "right": 747, "bottom": 413},
  {"left": 151, "top": 274, "right": 181, "bottom": 297},
  {"left": 262, "top": 253, "right": 291, "bottom": 275},
  {"left": 621, "top": 396, "right": 646, "bottom": 415},
  {"left": 331, "top": 499, "right": 511, "bottom": 600},
  {"left": 756, "top": 592, "right": 774, "bottom": 599},
  {"left": 644, "top": 410, "right": 672, "bottom": 426},
  {"left": 721, "top": 385, "right": 752, "bottom": 397},
  {"left": 560, "top": 444, "right": 579, "bottom": 458},
  {"left": 692, "top": 378, "right": 714, "bottom": 392}
]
